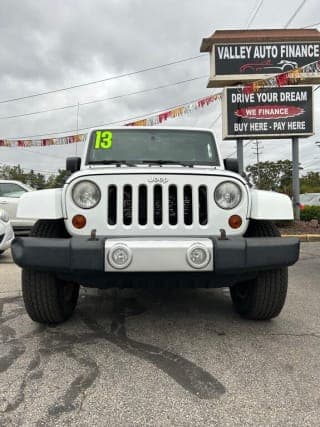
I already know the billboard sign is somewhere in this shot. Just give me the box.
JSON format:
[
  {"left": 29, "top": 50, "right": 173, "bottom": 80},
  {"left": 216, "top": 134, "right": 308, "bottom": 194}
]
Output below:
[
  {"left": 214, "top": 42, "right": 320, "bottom": 76},
  {"left": 200, "top": 30, "right": 320, "bottom": 87},
  {"left": 222, "top": 85, "right": 314, "bottom": 139}
]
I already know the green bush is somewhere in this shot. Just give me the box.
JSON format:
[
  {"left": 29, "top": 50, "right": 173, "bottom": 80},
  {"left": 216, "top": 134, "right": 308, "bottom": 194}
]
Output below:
[{"left": 300, "top": 205, "right": 320, "bottom": 221}]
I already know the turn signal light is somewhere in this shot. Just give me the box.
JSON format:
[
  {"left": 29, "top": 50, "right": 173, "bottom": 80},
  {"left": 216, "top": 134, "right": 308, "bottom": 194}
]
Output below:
[
  {"left": 72, "top": 214, "right": 86, "bottom": 229},
  {"left": 228, "top": 215, "right": 242, "bottom": 229}
]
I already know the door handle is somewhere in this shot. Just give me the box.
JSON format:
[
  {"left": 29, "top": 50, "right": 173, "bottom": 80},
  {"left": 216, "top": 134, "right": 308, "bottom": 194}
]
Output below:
[{"left": 0, "top": 201, "right": 8, "bottom": 204}]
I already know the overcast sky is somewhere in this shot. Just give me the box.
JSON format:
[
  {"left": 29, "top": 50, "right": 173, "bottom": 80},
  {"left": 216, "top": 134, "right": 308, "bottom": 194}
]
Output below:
[{"left": 0, "top": 0, "right": 319, "bottom": 177}]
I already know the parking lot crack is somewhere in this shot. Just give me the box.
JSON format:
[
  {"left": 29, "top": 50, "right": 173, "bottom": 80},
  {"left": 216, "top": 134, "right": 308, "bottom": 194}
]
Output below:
[{"left": 79, "top": 298, "right": 226, "bottom": 400}]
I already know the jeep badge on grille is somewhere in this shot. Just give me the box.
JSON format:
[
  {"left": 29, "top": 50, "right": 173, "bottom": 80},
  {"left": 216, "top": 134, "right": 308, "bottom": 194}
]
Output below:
[{"left": 147, "top": 177, "right": 168, "bottom": 184}]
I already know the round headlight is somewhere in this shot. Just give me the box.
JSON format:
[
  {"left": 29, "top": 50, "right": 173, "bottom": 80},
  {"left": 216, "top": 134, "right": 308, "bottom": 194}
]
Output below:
[
  {"left": 0, "top": 209, "right": 9, "bottom": 223},
  {"left": 72, "top": 180, "right": 101, "bottom": 209},
  {"left": 214, "top": 181, "right": 242, "bottom": 210}
]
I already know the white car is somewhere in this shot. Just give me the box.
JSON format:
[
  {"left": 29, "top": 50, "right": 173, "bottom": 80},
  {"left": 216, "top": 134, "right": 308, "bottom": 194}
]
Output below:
[
  {"left": 12, "top": 126, "right": 300, "bottom": 324},
  {"left": 300, "top": 193, "right": 320, "bottom": 206},
  {"left": 0, "top": 180, "right": 36, "bottom": 234},
  {"left": 0, "top": 209, "right": 14, "bottom": 255}
]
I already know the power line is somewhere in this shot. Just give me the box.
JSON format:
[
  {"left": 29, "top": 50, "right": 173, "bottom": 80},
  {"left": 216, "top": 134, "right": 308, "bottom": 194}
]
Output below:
[
  {"left": 237, "top": 141, "right": 251, "bottom": 158},
  {"left": 210, "top": 2, "right": 264, "bottom": 130},
  {"left": 0, "top": 75, "right": 207, "bottom": 121},
  {"left": 15, "top": 148, "right": 66, "bottom": 159},
  {"left": 284, "top": 0, "right": 308, "bottom": 28},
  {"left": 0, "top": 55, "right": 206, "bottom": 105},
  {"left": 3, "top": 93, "right": 220, "bottom": 140},
  {"left": 225, "top": 141, "right": 251, "bottom": 159},
  {"left": 0, "top": 8, "right": 249, "bottom": 125},
  {"left": 209, "top": 112, "right": 222, "bottom": 128},
  {"left": 303, "top": 21, "right": 320, "bottom": 28},
  {"left": 1, "top": 7, "right": 314, "bottom": 142},
  {"left": 1, "top": 145, "right": 67, "bottom": 159},
  {"left": 209, "top": 11, "right": 315, "bottom": 142},
  {"left": 0, "top": 160, "right": 58, "bottom": 176},
  {"left": 0, "top": 7, "right": 259, "bottom": 128},
  {"left": 246, "top": 0, "right": 264, "bottom": 29}
]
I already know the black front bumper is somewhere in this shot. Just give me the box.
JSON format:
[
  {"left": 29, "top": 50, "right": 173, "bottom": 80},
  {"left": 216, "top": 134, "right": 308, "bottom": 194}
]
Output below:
[{"left": 12, "top": 235, "right": 299, "bottom": 276}]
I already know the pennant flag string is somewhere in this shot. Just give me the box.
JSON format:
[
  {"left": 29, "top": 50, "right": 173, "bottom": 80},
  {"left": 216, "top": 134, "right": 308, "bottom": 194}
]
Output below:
[
  {"left": 1, "top": 57, "right": 320, "bottom": 148},
  {"left": 0, "top": 93, "right": 222, "bottom": 147},
  {"left": 243, "top": 58, "right": 320, "bottom": 94},
  {"left": 125, "top": 93, "right": 222, "bottom": 127},
  {"left": 0, "top": 133, "right": 87, "bottom": 148}
]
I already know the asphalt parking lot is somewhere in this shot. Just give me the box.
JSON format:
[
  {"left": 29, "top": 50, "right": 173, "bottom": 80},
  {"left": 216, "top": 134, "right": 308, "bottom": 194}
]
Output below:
[{"left": 0, "top": 243, "right": 319, "bottom": 426}]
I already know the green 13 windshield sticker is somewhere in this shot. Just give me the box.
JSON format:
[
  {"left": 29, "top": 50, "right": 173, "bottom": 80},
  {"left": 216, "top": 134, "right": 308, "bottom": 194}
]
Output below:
[{"left": 94, "top": 130, "right": 113, "bottom": 149}]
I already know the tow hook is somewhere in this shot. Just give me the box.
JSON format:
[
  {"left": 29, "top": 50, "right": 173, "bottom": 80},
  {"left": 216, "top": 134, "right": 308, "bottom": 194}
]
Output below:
[
  {"left": 89, "top": 229, "right": 98, "bottom": 241},
  {"left": 219, "top": 229, "right": 228, "bottom": 240}
]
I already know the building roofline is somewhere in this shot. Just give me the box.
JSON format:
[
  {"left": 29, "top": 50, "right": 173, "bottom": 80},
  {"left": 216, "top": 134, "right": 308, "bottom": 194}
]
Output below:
[{"left": 200, "top": 28, "right": 320, "bottom": 52}]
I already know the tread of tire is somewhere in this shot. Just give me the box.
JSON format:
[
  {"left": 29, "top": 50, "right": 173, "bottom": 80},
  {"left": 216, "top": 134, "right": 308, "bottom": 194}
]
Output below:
[
  {"left": 22, "top": 269, "right": 65, "bottom": 323},
  {"left": 245, "top": 219, "right": 280, "bottom": 238},
  {"left": 248, "top": 268, "right": 288, "bottom": 320},
  {"left": 30, "top": 219, "right": 70, "bottom": 238},
  {"left": 231, "top": 219, "right": 288, "bottom": 320},
  {"left": 22, "top": 219, "right": 78, "bottom": 324}
]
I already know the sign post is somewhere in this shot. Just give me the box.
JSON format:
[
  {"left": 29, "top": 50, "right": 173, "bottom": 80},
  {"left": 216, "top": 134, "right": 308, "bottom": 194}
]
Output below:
[{"left": 292, "top": 137, "right": 300, "bottom": 220}]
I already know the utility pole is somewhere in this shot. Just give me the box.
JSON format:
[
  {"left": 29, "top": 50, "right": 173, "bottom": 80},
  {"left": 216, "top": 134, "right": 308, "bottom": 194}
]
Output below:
[
  {"left": 236, "top": 139, "right": 244, "bottom": 174},
  {"left": 252, "top": 140, "right": 263, "bottom": 187}
]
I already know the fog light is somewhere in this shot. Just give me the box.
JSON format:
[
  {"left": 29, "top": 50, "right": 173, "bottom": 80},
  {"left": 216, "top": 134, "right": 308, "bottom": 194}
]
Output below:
[
  {"left": 228, "top": 215, "right": 242, "bottom": 229},
  {"left": 108, "top": 244, "right": 132, "bottom": 269},
  {"left": 72, "top": 214, "right": 86, "bottom": 229},
  {"left": 186, "top": 244, "right": 211, "bottom": 269}
]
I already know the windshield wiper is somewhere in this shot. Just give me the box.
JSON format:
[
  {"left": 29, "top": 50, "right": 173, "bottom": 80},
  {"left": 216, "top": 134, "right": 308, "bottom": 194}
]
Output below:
[
  {"left": 88, "top": 160, "right": 138, "bottom": 167},
  {"left": 139, "top": 160, "right": 194, "bottom": 167}
]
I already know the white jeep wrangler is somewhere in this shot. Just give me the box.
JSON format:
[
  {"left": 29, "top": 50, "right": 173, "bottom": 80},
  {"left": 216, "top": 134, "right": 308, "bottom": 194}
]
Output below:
[{"left": 12, "top": 127, "right": 299, "bottom": 324}]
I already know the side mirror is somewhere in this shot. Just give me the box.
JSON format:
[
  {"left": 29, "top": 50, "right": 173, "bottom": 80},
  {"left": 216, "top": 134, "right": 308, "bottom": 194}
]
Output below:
[
  {"left": 223, "top": 158, "right": 239, "bottom": 173},
  {"left": 66, "top": 157, "right": 81, "bottom": 173}
]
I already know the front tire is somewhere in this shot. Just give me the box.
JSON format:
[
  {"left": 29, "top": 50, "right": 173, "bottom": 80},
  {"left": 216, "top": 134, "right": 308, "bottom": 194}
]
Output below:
[
  {"left": 22, "top": 220, "right": 79, "bottom": 324},
  {"left": 22, "top": 269, "right": 79, "bottom": 323},
  {"left": 230, "top": 220, "right": 288, "bottom": 320}
]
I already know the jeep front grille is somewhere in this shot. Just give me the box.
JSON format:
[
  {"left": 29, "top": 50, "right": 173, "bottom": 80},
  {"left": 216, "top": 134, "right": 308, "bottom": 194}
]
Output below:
[{"left": 107, "top": 183, "right": 208, "bottom": 227}]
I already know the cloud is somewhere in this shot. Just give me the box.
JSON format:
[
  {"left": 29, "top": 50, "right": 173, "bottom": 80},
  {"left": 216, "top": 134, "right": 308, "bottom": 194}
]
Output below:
[{"left": 0, "top": 0, "right": 319, "bottom": 174}]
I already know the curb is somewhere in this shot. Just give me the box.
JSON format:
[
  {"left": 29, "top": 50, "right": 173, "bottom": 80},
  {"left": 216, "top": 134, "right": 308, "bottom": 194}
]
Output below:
[{"left": 281, "top": 234, "right": 320, "bottom": 242}]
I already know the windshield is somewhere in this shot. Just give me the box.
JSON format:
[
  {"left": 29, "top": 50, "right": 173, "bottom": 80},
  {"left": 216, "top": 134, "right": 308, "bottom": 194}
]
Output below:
[{"left": 86, "top": 129, "right": 220, "bottom": 166}]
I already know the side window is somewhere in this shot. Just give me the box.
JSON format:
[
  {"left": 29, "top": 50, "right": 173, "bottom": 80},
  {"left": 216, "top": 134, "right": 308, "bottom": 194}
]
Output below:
[{"left": 0, "top": 183, "right": 27, "bottom": 198}]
